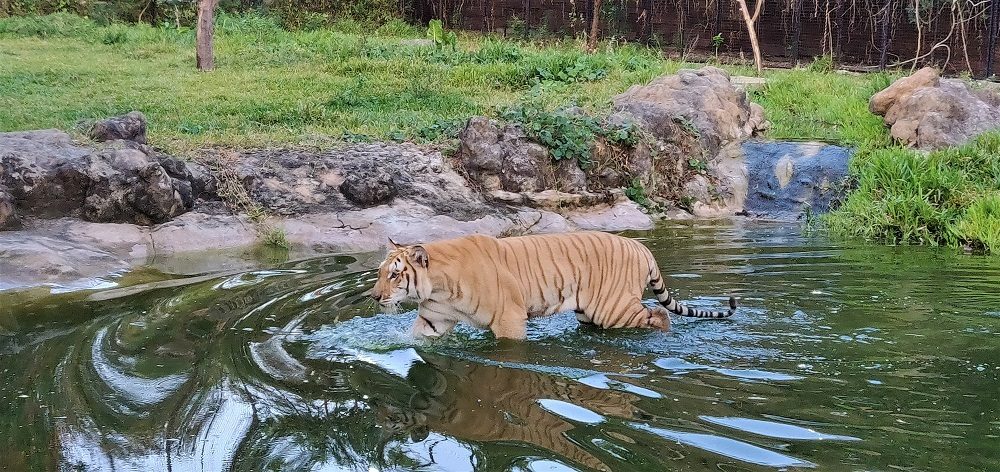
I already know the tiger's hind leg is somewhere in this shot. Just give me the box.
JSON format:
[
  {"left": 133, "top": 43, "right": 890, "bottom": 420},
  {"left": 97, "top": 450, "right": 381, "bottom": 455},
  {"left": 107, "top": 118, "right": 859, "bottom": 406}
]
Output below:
[{"left": 615, "top": 299, "right": 671, "bottom": 332}]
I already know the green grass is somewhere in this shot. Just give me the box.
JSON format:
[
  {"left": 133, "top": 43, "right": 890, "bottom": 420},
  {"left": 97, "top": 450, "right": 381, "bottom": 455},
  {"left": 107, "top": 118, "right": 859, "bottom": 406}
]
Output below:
[
  {"left": 3, "top": 13, "right": 998, "bottom": 253},
  {"left": 0, "top": 12, "right": 869, "bottom": 154},
  {"left": 826, "top": 133, "right": 1000, "bottom": 253}
]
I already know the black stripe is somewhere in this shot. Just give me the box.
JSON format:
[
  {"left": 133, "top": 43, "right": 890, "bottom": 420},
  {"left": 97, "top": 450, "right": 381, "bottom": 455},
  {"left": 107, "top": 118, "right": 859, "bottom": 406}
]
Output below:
[{"left": 653, "top": 287, "right": 666, "bottom": 295}]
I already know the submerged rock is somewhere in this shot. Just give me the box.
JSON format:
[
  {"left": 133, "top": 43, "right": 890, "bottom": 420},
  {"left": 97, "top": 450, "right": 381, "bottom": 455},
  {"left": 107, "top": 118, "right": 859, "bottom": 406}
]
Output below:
[{"left": 870, "top": 67, "right": 1000, "bottom": 150}]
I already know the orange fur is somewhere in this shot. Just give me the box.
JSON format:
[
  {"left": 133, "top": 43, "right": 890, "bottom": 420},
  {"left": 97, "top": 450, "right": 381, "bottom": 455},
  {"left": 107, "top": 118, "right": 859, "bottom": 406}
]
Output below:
[{"left": 370, "top": 231, "right": 736, "bottom": 340}]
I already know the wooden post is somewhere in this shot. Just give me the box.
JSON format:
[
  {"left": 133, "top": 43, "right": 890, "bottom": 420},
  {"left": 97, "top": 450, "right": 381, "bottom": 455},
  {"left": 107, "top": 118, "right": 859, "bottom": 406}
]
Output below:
[
  {"left": 587, "top": 0, "right": 603, "bottom": 51},
  {"left": 735, "top": 0, "right": 765, "bottom": 75},
  {"left": 196, "top": 0, "right": 220, "bottom": 71}
]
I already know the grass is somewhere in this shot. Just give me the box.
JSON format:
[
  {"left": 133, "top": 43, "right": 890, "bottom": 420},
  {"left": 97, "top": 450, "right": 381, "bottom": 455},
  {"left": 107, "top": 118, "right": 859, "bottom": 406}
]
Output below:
[
  {"left": 2, "top": 13, "right": 998, "bottom": 253},
  {"left": 827, "top": 133, "right": 1000, "bottom": 253},
  {"left": 1, "top": 12, "right": 876, "bottom": 154}
]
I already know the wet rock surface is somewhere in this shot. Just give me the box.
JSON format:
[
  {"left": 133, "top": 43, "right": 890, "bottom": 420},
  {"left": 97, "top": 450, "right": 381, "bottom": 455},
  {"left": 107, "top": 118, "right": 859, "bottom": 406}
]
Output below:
[
  {"left": 686, "top": 141, "right": 852, "bottom": 219},
  {"left": 870, "top": 67, "right": 1000, "bottom": 150},
  {"left": 742, "top": 141, "right": 852, "bottom": 219}
]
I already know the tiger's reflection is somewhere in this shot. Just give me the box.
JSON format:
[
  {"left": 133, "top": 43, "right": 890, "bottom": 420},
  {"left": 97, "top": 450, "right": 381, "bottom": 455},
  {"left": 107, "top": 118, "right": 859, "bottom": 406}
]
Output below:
[{"left": 355, "top": 352, "right": 644, "bottom": 471}]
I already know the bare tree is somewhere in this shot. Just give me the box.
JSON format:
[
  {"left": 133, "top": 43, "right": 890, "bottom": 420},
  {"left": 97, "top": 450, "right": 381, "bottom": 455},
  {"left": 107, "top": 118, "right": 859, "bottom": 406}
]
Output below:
[
  {"left": 587, "top": 0, "right": 604, "bottom": 52},
  {"left": 736, "top": 0, "right": 765, "bottom": 75},
  {"left": 196, "top": 0, "right": 221, "bottom": 71}
]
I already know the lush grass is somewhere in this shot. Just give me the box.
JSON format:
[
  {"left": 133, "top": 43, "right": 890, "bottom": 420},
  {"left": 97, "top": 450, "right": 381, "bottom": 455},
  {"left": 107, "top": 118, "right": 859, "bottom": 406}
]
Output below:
[
  {"left": 827, "top": 133, "right": 1000, "bottom": 253},
  {"left": 1, "top": 12, "right": 877, "bottom": 154},
  {"left": 3, "top": 14, "right": 998, "bottom": 253}
]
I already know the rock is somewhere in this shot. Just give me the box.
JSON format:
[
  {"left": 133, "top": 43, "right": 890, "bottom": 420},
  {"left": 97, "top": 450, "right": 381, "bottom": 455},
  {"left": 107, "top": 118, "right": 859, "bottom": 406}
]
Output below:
[
  {"left": 0, "top": 188, "right": 18, "bottom": 229},
  {"left": 741, "top": 141, "right": 852, "bottom": 219},
  {"left": 613, "top": 66, "right": 768, "bottom": 156},
  {"left": 455, "top": 117, "right": 550, "bottom": 193},
  {"left": 0, "top": 130, "right": 207, "bottom": 226},
  {"left": 564, "top": 199, "right": 654, "bottom": 231},
  {"left": 682, "top": 143, "right": 748, "bottom": 218},
  {"left": 870, "top": 67, "right": 1000, "bottom": 149},
  {"left": 0, "top": 232, "right": 131, "bottom": 291},
  {"left": 235, "top": 142, "right": 493, "bottom": 220},
  {"left": 684, "top": 141, "right": 852, "bottom": 219},
  {"left": 89, "top": 111, "right": 148, "bottom": 144},
  {"left": 340, "top": 164, "right": 397, "bottom": 207}
]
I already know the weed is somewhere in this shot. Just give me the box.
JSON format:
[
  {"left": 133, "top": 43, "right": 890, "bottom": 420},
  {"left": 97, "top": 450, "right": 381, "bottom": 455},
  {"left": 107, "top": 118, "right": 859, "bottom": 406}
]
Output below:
[
  {"left": 499, "top": 105, "right": 602, "bottom": 168},
  {"left": 260, "top": 226, "right": 291, "bottom": 249},
  {"left": 807, "top": 55, "right": 834, "bottom": 73},
  {"left": 426, "top": 19, "right": 457, "bottom": 51},
  {"left": 687, "top": 158, "right": 708, "bottom": 173},
  {"left": 711, "top": 33, "right": 724, "bottom": 57},
  {"left": 625, "top": 177, "right": 652, "bottom": 208}
]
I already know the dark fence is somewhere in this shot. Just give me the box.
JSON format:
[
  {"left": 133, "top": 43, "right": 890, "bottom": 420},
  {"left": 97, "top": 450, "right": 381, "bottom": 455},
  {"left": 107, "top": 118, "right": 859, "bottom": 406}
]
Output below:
[{"left": 409, "top": 0, "right": 1000, "bottom": 78}]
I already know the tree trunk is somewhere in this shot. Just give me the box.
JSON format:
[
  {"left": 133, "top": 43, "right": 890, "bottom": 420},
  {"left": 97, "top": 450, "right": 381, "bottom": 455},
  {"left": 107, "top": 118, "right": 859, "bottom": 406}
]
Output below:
[
  {"left": 196, "top": 0, "right": 220, "bottom": 71},
  {"left": 736, "top": 0, "right": 765, "bottom": 75},
  {"left": 587, "top": 0, "right": 604, "bottom": 52}
]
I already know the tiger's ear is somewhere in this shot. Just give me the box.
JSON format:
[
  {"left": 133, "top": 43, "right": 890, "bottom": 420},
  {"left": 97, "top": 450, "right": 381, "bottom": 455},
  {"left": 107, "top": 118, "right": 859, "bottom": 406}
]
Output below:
[
  {"left": 409, "top": 245, "right": 429, "bottom": 268},
  {"left": 388, "top": 237, "right": 403, "bottom": 249}
]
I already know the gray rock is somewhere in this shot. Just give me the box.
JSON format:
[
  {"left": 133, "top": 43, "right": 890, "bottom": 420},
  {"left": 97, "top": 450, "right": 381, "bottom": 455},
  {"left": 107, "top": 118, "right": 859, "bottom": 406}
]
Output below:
[
  {"left": 0, "top": 130, "right": 208, "bottom": 226},
  {"left": 454, "top": 117, "right": 550, "bottom": 193},
  {"left": 612, "top": 66, "right": 768, "bottom": 156},
  {"left": 870, "top": 67, "right": 1000, "bottom": 149},
  {"left": 340, "top": 164, "right": 397, "bottom": 207},
  {"left": 234, "top": 142, "right": 494, "bottom": 221},
  {"left": 89, "top": 111, "right": 148, "bottom": 144},
  {"left": 0, "top": 187, "right": 18, "bottom": 229}
]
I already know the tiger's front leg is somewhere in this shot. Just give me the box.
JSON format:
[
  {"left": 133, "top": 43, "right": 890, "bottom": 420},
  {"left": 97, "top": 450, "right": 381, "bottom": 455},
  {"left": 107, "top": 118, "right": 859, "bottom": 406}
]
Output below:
[{"left": 411, "top": 304, "right": 458, "bottom": 339}]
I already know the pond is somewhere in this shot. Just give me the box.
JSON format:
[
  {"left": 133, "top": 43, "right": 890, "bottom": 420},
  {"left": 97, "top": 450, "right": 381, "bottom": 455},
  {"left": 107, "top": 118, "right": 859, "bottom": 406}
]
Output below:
[{"left": 2, "top": 222, "right": 999, "bottom": 471}]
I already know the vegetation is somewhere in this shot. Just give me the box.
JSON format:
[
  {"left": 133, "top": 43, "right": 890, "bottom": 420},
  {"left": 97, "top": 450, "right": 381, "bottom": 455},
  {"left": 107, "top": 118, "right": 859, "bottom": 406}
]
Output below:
[
  {"left": 827, "top": 133, "right": 1000, "bottom": 253},
  {"left": 1, "top": 13, "right": 998, "bottom": 253}
]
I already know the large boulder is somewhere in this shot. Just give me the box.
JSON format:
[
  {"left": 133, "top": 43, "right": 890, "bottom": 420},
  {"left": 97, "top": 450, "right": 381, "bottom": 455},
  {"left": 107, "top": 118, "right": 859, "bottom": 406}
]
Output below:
[
  {"left": 612, "top": 66, "right": 768, "bottom": 156},
  {"left": 0, "top": 130, "right": 212, "bottom": 226},
  {"left": 870, "top": 67, "right": 1000, "bottom": 150},
  {"left": 454, "top": 117, "right": 551, "bottom": 193},
  {"left": 89, "top": 111, "right": 148, "bottom": 144}
]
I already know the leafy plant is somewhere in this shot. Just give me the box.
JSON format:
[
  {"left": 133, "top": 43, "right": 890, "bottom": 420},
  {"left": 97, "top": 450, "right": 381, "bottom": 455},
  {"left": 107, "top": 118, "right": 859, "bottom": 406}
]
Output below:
[
  {"left": 687, "top": 158, "right": 708, "bottom": 173},
  {"left": 260, "top": 226, "right": 291, "bottom": 249},
  {"left": 426, "top": 19, "right": 457, "bottom": 51},
  {"left": 501, "top": 105, "right": 602, "bottom": 167},
  {"left": 711, "top": 33, "right": 724, "bottom": 56},
  {"left": 625, "top": 177, "right": 652, "bottom": 208},
  {"left": 533, "top": 57, "right": 608, "bottom": 83}
]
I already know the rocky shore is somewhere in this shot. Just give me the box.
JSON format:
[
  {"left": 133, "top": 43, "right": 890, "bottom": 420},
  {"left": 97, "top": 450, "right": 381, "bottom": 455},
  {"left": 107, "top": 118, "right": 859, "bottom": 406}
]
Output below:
[{"left": 1, "top": 67, "right": 858, "bottom": 291}]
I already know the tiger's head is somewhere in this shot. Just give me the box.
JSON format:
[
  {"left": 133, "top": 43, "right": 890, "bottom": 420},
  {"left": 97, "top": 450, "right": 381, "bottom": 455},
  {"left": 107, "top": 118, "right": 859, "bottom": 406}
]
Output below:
[{"left": 370, "top": 239, "right": 432, "bottom": 312}]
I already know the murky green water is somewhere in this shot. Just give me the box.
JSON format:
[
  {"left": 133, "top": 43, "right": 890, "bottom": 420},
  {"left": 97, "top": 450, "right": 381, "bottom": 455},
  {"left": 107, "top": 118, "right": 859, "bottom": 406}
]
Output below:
[{"left": 2, "top": 222, "right": 999, "bottom": 471}]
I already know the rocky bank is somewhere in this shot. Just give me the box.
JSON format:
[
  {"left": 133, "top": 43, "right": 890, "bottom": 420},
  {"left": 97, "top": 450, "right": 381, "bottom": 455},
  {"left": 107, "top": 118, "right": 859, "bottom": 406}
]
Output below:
[{"left": 1, "top": 67, "right": 855, "bottom": 292}]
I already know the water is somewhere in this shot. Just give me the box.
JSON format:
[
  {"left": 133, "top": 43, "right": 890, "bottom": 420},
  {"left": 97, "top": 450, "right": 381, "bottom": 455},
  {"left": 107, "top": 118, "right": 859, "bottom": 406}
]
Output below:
[{"left": 2, "top": 222, "right": 999, "bottom": 471}]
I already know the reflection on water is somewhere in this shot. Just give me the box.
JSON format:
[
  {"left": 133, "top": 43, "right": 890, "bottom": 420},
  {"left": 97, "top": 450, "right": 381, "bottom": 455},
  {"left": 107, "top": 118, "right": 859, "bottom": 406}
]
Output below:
[{"left": 2, "top": 222, "right": 1000, "bottom": 471}]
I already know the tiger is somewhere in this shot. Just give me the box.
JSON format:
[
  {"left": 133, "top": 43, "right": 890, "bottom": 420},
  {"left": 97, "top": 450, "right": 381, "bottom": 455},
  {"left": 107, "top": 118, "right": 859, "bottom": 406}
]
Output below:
[{"left": 369, "top": 231, "right": 737, "bottom": 340}]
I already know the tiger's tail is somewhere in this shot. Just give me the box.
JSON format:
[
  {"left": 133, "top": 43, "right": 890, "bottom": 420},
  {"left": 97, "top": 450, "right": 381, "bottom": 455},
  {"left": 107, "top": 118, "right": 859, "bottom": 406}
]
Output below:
[{"left": 649, "top": 273, "right": 737, "bottom": 318}]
